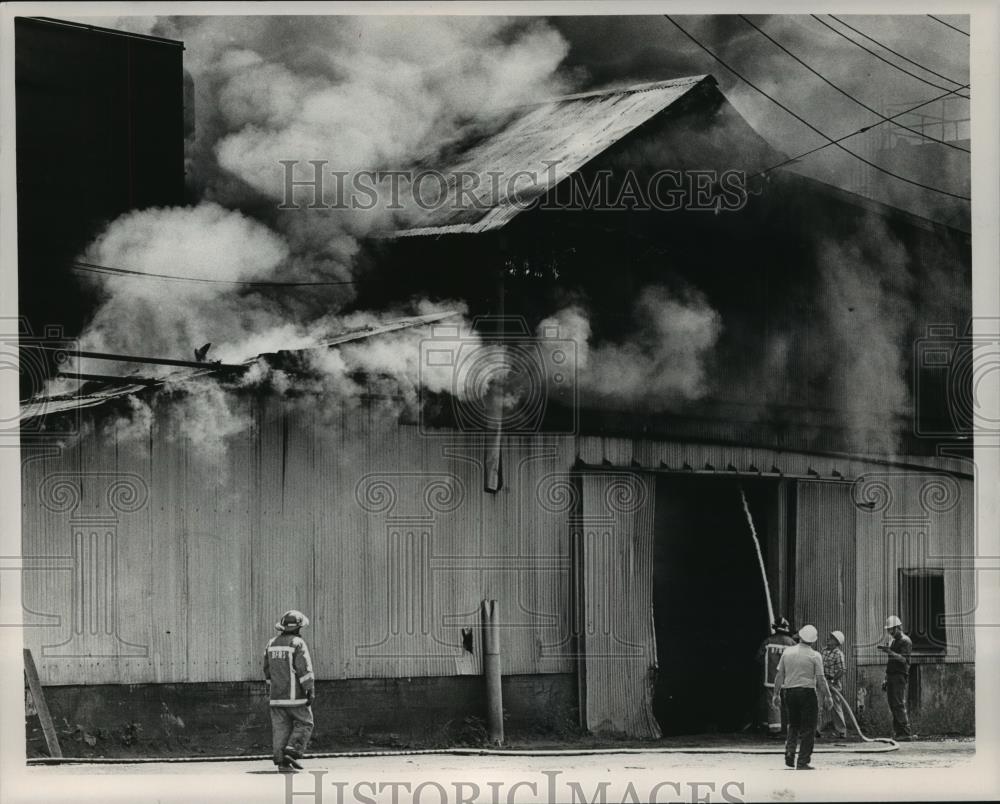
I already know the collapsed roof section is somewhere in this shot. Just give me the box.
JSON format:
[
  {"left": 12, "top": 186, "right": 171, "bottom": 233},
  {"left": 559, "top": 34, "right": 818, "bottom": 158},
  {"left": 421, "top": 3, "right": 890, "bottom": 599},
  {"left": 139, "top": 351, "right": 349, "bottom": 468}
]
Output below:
[{"left": 19, "top": 311, "right": 459, "bottom": 422}]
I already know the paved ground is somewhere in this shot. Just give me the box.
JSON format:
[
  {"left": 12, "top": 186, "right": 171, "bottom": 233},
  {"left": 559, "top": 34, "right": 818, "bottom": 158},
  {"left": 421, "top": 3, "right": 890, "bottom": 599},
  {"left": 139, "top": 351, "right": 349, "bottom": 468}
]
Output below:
[{"left": 11, "top": 739, "right": 981, "bottom": 803}]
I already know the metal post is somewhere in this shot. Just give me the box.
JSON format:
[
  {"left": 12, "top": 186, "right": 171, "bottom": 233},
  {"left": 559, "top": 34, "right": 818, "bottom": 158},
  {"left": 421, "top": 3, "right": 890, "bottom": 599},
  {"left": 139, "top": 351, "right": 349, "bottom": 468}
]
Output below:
[{"left": 481, "top": 599, "right": 504, "bottom": 745}]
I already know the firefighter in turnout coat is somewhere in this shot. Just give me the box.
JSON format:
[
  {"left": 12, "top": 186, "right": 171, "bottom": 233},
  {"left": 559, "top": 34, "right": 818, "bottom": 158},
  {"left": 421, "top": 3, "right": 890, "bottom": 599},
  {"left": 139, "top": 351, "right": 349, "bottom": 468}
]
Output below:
[
  {"left": 758, "top": 617, "right": 797, "bottom": 736},
  {"left": 264, "top": 610, "right": 316, "bottom": 770}
]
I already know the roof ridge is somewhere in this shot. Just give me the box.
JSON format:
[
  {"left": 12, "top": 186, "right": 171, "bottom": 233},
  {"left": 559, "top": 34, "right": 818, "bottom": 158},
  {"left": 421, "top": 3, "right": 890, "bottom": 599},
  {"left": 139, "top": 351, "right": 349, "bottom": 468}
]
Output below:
[
  {"left": 25, "top": 16, "right": 185, "bottom": 47},
  {"left": 535, "top": 74, "right": 713, "bottom": 106}
]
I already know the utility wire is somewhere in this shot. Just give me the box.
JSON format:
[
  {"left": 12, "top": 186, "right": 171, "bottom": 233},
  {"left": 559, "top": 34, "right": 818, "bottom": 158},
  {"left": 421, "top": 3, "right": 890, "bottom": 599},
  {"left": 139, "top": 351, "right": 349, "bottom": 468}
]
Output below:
[
  {"left": 72, "top": 260, "right": 374, "bottom": 287},
  {"left": 828, "top": 14, "right": 968, "bottom": 88},
  {"left": 811, "top": 15, "right": 970, "bottom": 98},
  {"left": 739, "top": 15, "right": 968, "bottom": 153},
  {"left": 663, "top": 15, "right": 971, "bottom": 201},
  {"left": 927, "top": 14, "right": 969, "bottom": 37},
  {"left": 746, "top": 85, "right": 970, "bottom": 180}
]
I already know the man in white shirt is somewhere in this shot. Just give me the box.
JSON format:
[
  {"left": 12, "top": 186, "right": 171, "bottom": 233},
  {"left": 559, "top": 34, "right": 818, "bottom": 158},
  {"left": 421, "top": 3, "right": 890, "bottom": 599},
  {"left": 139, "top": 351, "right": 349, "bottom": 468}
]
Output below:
[{"left": 772, "top": 624, "right": 832, "bottom": 770}]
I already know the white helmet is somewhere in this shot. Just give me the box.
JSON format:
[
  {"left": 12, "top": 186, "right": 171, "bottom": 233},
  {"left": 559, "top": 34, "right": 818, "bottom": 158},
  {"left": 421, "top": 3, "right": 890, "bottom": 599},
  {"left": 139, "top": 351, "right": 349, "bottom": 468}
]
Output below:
[
  {"left": 885, "top": 615, "right": 902, "bottom": 630},
  {"left": 798, "top": 624, "right": 818, "bottom": 643},
  {"left": 275, "top": 610, "right": 310, "bottom": 632},
  {"left": 831, "top": 630, "right": 845, "bottom": 646}
]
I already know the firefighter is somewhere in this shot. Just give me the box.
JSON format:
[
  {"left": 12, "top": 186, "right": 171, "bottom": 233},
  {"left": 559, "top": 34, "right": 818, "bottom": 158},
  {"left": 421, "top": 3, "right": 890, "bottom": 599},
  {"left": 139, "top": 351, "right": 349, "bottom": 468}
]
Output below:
[
  {"left": 264, "top": 610, "right": 316, "bottom": 771},
  {"left": 758, "top": 617, "right": 796, "bottom": 736},
  {"left": 878, "top": 614, "right": 913, "bottom": 741}
]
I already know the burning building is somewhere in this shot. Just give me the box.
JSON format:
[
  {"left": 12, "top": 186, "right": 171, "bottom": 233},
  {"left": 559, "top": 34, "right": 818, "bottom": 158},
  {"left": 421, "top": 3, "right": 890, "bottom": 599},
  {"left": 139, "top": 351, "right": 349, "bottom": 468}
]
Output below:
[{"left": 18, "top": 24, "right": 973, "bottom": 754}]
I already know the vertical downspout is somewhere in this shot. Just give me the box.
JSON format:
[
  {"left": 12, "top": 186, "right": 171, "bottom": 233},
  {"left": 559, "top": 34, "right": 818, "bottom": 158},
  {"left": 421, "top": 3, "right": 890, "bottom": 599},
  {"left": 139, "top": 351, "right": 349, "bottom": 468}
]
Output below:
[{"left": 481, "top": 599, "right": 504, "bottom": 745}]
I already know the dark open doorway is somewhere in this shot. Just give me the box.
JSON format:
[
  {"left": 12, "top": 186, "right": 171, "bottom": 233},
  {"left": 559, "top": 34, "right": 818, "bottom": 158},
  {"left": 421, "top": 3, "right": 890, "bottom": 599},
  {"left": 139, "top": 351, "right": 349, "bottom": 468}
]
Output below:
[{"left": 652, "top": 474, "right": 777, "bottom": 735}]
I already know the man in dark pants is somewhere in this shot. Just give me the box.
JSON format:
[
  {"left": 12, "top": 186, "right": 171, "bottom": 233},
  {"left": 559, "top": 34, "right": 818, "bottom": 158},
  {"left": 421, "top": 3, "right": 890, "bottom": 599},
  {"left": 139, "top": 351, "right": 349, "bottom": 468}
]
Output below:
[
  {"left": 772, "top": 624, "right": 832, "bottom": 770},
  {"left": 879, "top": 615, "right": 913, "bottom": 740}
]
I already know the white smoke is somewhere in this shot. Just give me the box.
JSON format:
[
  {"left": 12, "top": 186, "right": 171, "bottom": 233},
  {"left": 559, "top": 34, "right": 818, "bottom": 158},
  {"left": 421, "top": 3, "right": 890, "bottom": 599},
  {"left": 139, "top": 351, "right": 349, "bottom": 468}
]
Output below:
[
  {"left": 59, "top": 14, "right": 573, "bottom": 451},
  {"left": 77, "top": 202, "right": 293, "bottom": 367},
  {"left": 255, "top": 300, "right": 483, "bottom": 408},
  {"left": 204, "top": 17, "right": 570, "bottom": 204},
  {"left": 540, "top": 285, "right": 723, "bottom": 409}
]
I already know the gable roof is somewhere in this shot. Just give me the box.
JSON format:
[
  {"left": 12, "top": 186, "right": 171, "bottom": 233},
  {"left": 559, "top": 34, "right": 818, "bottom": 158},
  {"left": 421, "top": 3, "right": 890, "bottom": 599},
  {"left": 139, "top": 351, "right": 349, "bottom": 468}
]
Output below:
[{"left": 393, "top": 75, "right": 714, "bottom": 237}]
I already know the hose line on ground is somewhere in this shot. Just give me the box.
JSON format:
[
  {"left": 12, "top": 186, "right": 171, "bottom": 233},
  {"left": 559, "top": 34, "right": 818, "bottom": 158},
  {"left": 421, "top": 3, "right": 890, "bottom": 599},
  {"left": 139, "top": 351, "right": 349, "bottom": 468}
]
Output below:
[{"left": 27, "top": 740, "right": 898, "bottom": 765}]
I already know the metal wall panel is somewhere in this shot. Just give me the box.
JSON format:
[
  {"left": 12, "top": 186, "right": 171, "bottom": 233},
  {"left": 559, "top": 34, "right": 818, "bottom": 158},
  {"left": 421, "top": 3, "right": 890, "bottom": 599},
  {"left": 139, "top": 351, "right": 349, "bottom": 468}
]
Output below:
[
  {"left": 794, "top": 480, "right": 857, "bottom": 708},
  {"left": 21, "top": 394, "right": 584, "bottom": 685},
  {"left": 854, "top": 472, "right": 974, "bottom": 666},
  {"left": 578, "top": 471, "right": 660, "bottom": 738},
  {"left": 182, "top": 408, "right": 255, "bottom": 683}
]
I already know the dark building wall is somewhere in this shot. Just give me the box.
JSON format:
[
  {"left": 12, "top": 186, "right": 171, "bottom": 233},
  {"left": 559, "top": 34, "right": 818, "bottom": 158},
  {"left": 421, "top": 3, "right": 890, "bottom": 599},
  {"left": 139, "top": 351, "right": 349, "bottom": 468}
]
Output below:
[
  {"left": 15, "top": 17, "right": 185, "bottom": 393},
  {"left": 26, "top": 674, "right": 580, "bottom": 758},
  {"left": 368, "top": 110, "right": 971, "bottom": 458},
  {"left": 855, "top": 663, "right": 974, "bottom": 736}
]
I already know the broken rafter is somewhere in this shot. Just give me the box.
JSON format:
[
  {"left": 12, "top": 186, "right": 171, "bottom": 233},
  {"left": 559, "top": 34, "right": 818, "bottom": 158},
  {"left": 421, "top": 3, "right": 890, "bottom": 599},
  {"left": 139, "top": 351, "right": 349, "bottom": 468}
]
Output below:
[
  {"left": 24, "top": 344, "right": 243, "bottom": 371},
  {"left": 57, "top": 372, "right": 161, "bottom": 386}
]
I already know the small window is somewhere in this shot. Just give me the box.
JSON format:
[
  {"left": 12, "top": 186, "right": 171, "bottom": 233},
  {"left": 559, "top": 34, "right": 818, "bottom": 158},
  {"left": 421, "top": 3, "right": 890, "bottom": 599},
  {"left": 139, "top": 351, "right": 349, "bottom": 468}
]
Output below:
[{"left": 898, "top": 569, "right": 947, "bottom": 653}]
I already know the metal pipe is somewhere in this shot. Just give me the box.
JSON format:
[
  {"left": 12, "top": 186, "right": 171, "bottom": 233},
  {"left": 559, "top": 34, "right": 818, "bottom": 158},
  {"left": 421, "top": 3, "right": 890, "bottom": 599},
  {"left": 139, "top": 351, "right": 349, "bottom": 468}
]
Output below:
[{"left": 481, "top": 599, "right": 504, "bottom": 746}]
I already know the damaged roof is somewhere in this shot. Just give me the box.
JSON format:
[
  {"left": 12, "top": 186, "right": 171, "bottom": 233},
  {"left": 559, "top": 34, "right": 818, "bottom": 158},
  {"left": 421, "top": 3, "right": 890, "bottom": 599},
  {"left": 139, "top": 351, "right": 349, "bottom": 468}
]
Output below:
[
  {"left": 20, "top": 311, "right": 458, "bottom": 421},
  {"left": 393, "top": 75, "right": 714, "bottom": 237}
]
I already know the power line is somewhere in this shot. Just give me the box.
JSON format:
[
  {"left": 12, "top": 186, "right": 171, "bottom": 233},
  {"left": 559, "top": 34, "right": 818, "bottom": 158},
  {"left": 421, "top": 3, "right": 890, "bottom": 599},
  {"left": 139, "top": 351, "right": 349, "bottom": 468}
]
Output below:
[
  {"left": 663, "top": 15, "right": 971, "bottom": 201},
  {"left": 927, "top": 14, "right": 969, "bottom": 37},
  {"left": 72, "top": 260, "right": 374, "bottom": 287},
  {"left": 747, "top": 85, "right": 970, "bottom": 180},
  {"left": 811, "top": 15, "right": 969, "bottom": 98},
  {"left": 827, "top": 15, "right": 968, "bottom": 88},
  {"left": 739, "top": 15, "right": 968, "bottom": 153}
]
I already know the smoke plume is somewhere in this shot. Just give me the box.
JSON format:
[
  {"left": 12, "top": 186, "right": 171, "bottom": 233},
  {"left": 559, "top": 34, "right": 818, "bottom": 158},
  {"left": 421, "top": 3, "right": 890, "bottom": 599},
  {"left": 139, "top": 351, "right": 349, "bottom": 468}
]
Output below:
[
  {"left": 62, "top": 14, "right": 572, "bottom": 446},
  {"left": 540, "top": 285, "right": 723, "bottom": 409}
]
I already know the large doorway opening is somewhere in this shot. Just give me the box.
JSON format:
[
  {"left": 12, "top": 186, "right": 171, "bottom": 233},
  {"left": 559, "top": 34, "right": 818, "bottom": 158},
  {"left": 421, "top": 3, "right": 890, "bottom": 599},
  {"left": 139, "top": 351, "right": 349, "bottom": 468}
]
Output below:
[{"left": 652, "top": 475, "right": 779, "bottom": 735}]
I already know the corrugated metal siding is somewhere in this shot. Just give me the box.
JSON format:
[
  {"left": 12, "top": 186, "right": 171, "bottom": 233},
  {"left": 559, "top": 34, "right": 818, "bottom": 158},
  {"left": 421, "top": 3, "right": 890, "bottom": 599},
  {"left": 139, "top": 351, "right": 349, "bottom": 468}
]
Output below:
[
  {"left": 854, "top": 472, "right": 974, "bottom": 666},
  {"left": 21, "top": 398, "right": 579, "bottom": 685},
  {"left": 794, "top": 481, "right": 857, "bottom": 708},
  {"left": 578, "top": 472, "right": 660, "bottom": 738},
  {"left": 577, "top": 435, "right": 970, "bottom": 480},
  {"left": 21, "top": 403, "right": 974, "bottom": 689}
]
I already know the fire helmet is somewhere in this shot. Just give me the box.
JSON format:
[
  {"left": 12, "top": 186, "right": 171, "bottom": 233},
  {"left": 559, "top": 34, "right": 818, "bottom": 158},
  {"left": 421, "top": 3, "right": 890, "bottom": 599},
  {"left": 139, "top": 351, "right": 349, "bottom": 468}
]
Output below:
[
  {"left": 275, "top": 610, "right": 310, "bottom": 632},
  {"left": 798, "top": 624, "right": 818, "bottom": 643},
  {"left": 885, "top": 615, "right": 902, "bottom": 630},
  {"left": 772, "top": 617, "right": 791, "bottom": 635},
  {"left": 830, "top": 630, "right": 845, "bottom": 646}
]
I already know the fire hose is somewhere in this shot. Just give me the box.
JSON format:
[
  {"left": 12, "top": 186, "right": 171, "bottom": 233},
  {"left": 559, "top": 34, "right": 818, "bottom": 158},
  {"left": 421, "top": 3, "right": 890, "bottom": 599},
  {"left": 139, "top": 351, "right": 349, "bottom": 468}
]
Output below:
[
  {"left": 27, "top": 738, "right": 897, "bottom": 765},
  {"left": 832, "top": 686, "right": 897, "bottom": 747}
]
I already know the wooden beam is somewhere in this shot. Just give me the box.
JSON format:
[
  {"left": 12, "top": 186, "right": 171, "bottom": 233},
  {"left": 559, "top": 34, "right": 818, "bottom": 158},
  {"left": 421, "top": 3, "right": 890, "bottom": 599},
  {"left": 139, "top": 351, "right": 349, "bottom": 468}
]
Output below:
[{"left": 23, "top": 649, "right": 62, "bottom": 758}]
